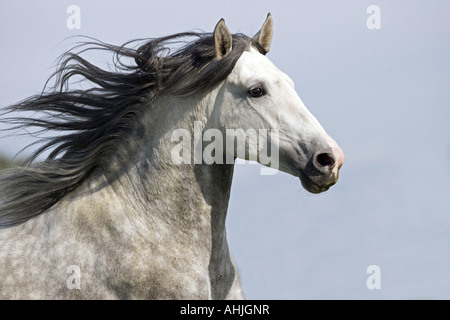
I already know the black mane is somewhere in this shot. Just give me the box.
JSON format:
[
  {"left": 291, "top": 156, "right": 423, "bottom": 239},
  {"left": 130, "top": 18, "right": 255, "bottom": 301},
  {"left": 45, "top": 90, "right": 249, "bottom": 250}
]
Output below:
[{"left": 0, "top": 32, "right": 254, "bottom": 228}]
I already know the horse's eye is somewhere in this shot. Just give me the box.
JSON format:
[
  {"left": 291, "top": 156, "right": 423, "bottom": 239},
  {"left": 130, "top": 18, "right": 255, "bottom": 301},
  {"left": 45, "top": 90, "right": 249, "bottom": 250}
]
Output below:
[{"left": 248, "top": 87, "right": 265, "bottom": 98}]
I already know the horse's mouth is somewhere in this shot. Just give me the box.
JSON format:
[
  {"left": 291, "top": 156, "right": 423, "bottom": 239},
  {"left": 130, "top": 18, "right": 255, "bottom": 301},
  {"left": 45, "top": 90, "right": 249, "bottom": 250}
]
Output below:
[{"left": 298, "top": 169, "right": 337, "bottom": 194}]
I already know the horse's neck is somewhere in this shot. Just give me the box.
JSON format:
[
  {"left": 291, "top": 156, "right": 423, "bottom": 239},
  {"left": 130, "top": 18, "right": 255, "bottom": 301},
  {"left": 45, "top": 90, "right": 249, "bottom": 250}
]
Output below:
[
  {"left": 92, "top": 92, "right": 235, "bottom": 246},
  {"left": 108, "top": 94, "right": 237, "bottom": 298},
  {"left": 54, "top": 92, "right": 240, "bottom": 298}
]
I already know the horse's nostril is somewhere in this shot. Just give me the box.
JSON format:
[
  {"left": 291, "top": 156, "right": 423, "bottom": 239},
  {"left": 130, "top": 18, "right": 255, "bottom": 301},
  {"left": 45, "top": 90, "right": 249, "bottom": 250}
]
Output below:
[{"left": 316, "top": 153, "right": 335, "bottom": 167}]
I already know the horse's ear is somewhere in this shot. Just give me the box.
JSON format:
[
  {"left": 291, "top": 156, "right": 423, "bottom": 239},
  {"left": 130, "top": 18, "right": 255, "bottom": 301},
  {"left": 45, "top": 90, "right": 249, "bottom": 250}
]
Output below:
[
  {"left": 214, "top": 18, "right": 232, "bottom": 60},
  {"left": 253, "top": 13, "right": 273, "bottom": 54}
]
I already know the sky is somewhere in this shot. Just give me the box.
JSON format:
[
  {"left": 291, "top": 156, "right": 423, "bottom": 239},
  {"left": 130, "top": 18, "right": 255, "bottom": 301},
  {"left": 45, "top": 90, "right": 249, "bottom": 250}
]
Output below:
[{"left": 1, "top": 1, "right": 449, "bottom": 299}]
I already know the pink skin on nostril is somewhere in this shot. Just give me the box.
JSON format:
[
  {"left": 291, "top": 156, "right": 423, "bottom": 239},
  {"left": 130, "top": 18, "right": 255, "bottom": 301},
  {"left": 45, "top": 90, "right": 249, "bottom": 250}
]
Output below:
[{"left": 326, "top": 135, "right": 345, "bottom": 175}]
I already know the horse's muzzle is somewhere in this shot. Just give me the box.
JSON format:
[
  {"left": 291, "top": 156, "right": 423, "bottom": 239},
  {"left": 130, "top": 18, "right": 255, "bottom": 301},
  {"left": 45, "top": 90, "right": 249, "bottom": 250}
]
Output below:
[{"left": 299, "top": 136, "right": 345, "bottom": 194}]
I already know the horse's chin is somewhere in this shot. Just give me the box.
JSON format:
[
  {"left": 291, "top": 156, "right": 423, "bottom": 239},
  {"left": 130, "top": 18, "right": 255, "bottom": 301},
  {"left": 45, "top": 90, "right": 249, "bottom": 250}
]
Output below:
[{"left": 298, "top": 170, "right": 334, "bottom": 194}]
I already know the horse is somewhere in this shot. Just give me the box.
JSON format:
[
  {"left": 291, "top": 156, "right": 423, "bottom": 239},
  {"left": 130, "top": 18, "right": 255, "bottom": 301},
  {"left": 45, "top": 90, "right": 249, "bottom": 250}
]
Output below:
[{"left": 0, "top": 14, "right": 344, "bottom": 299}]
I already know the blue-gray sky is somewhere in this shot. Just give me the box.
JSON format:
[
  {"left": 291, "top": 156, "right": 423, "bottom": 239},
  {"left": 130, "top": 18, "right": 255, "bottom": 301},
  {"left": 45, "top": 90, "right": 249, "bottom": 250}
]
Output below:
[{"left": 1, "top": 1, "right": 449, "bottom": 299}]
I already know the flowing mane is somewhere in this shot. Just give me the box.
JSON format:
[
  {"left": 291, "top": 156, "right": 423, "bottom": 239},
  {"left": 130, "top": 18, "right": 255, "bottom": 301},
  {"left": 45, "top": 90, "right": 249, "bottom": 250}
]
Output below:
[{"left": 0, "top": 32, "right": 255, "bottom": 228}]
